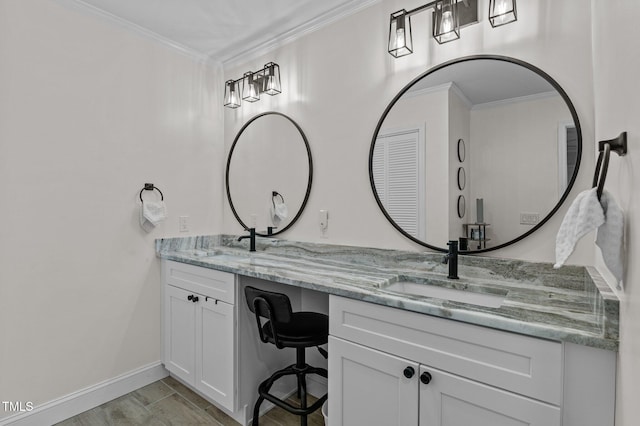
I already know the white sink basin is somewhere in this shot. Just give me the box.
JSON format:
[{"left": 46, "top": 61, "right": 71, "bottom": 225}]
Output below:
[{"left": 385, "top": 281, "right": 505, "bottom": 308}]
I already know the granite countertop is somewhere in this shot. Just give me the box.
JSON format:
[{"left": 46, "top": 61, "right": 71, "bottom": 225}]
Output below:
[{"left": 156, "top": 235, "right": 619, "bottom": 351}]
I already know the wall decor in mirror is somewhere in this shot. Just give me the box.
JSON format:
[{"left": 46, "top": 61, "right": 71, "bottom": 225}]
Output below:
[
  {"left": 457, "top": 195, "right": 465, "bottom": 219},
  {"left": 457, "top": 167, "right": 465, "bottom": 190},
  {"left": 369, "top": 55, "right": 581, "bottom": 253},
  {"left": 457, "top": 138, "right": 465, "bottom": 162},
  {"left": 226, "top": 112, "right": 312, "bottom": 236}
]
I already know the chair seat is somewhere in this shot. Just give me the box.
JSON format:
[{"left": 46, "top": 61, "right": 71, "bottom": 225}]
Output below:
[{"left": 262, "top": 312, "right": 329, "bottom": 348}]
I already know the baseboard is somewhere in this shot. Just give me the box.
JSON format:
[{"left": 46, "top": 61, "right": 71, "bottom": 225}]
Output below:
[
  {"left": 306, "top": 375, "right": 328, "bottom": 399},
  {"left": 0, "top": 362, "right": 168, "bottom": 426}
]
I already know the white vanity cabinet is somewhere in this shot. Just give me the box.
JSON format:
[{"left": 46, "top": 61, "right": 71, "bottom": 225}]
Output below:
[
  {"left": 329, "top": 295, "right": 615, "bottom": 426},
  {"left": 162, "top": 260, "right": 237, "bottom": 412}
]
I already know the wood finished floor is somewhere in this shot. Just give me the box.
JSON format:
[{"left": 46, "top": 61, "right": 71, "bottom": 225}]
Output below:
[{"left": 55, "top": 377, "right": 324, "bottom": 426}]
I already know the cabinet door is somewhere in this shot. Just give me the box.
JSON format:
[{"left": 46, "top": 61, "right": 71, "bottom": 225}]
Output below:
[
  {"left": 419, "top": 366, "right": 561, "bottom": 426},
  {"left": 164, "top": 285, "right": 197, "bottom": 384},
  {"left": 329, "top": 336, "right": 419, "bottom": 426},
  {"left": 196, "top": 297, "right": 236, "bottom": 411}
]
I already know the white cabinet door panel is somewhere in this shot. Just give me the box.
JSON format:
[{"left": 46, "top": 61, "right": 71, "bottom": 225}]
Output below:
[
  {"left": 329, "top": 336, "right": 419, "bottom": 426},
  {"left": 164, "top": 285, "right": 196, "bottom": 384},
  {"left": 419, "top": 366, "right": 561, "bottom": 426},
  {"left": 197, "top": 298, "right": 236, "bottom": 411}
]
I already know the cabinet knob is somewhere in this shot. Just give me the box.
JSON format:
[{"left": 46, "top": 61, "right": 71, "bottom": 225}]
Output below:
[
  {"left": 403, "top": 366, "right": 415, "bottom": 379},
  {"left": 187, "top": 295, "right": 194, "bottom": 301},
  {"left": 192, "top": 296, "right": 199, "bottom": 303},
  {"left": 420, "top": 371, "right": 432, "bottom": 384}
]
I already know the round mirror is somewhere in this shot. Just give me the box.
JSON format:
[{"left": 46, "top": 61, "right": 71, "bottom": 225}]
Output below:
[
  {"left": 226, "top": 112, "right": 312, "bottom": 236},
  {"left": 369, "top": 55, "right": 581, "bottom": 253}
]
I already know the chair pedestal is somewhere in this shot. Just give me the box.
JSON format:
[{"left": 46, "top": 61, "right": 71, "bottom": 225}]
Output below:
[{"left": 252, "top": 348, "right": 328, "bottom": 426}]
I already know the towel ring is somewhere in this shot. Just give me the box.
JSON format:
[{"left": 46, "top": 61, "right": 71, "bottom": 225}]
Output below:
[
  {"left": 592, "top": 132, "right": 627, "bottom": 201},
  {"left": 272, "top": 191, "right": 285, "bottom": 208},
  {"left": 139, "top": 183, "right": 164, "bottom": 202}
]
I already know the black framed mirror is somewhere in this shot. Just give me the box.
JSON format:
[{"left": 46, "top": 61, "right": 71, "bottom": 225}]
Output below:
[
  {"left": 226, "top": 112, "right": 313, "bottom": 237},
  {"left": 369, "top": 55, "right": 582, "bottom": 253}
]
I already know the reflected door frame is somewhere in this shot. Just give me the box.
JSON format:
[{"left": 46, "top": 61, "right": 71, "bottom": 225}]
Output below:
[{"left": 557, "top": 120, "right": 577, "bottom": 196}]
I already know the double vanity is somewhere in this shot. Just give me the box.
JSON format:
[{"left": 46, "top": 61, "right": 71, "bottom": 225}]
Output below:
[
  {"left": 156, "top": 234, "right": 618, "bottom": 426},
  {"left": 166, "top": 53, "right": 616, "bottom": 426}
]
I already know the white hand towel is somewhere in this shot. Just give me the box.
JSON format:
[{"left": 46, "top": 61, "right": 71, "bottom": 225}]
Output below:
[
  {"left": 140, "top": 200, "right": 167, "bottom": 232},
  {"left": 554, "top": 188, "right": 604, "bottom": 268},
  {"left": 596, "top": 190, "right": 624, "bottom": 284},
  {"left": 270, "top": 200, "right": 288, "bottom": 227}
]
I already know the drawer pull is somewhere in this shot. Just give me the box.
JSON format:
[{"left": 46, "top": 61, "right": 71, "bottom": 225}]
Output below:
[
  {"left": 420, "top": 371, "right": 432, "bottom": 385},
  {"left": 187, "top": 294, "right": 194, "bottom": 301},
  {"left": 403, "top": 366, "right": 415, "bottom": 379},
  {"left": 192, "top": 296, "right": 199, "bottom": 303}
]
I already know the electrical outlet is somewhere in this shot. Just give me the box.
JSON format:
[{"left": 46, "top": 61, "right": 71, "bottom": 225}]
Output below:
[
  {"left": 179, "top": 216, "right": 189, "bottom": 232},
  {"left": 319, "top": 210, "right": 329, "bottom": 237},
  {"left": 520, "top": 212, "right": 540, "bottom": 225}
]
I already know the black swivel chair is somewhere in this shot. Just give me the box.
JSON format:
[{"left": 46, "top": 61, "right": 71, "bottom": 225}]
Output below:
[{"left": 245, "top": 286, "right": 328, "bottom": 426}]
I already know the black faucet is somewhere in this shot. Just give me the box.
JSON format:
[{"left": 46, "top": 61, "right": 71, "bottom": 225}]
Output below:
[
  {"left": 238, "top": 228, "right": 256, "bottom": 252},
  {"left": 442, "top": 240, "right": 459, "bottom": 279}
]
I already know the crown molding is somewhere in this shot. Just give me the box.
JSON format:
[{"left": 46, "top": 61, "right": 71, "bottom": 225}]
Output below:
[
  {"left": 403, "top": 82, "right": 473, "bottom": 109},
  {"left": 57, "top": 0, "right": 213, "bottom": 63},
  {"left": 471, "top": 90, "right": 560, "bottom": 110},
  {"left": 220, "top": 0, "right": 381, "bottom": 69}
]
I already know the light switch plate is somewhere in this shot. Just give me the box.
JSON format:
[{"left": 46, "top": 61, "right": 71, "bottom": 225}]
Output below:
[
  {"left": 319, "top": 210, "right": 329, "bottom": 236},
  {"left": 179, "top": 216, "right": 189, "bottom": 232},
  {"left": 520, "top": 212, "right": 540, "bottom": 225}
]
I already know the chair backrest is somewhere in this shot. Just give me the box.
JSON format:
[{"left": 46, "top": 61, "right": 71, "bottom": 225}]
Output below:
[{"left": 244, "top": 286, "right": 293, "bottom": 324}]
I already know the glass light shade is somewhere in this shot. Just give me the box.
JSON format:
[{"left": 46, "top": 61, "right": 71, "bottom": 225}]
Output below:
[
  {"left": 388, "top": 10, "right": 413, "bottom": 58},
  {"left": 242, "top": 72, "right": 260, "bottom": 102},
  {"left": 263, "top": 62, "right": 281, "bottom": 96},
  {"left": 224, "top": 79, "right": 241, "bottom": 108},
  {"left": 433, "top": 0, "right": 460, "bottom": 44},
  {"left": 489, "top": 0, "right": 517, "bottom": 27}
]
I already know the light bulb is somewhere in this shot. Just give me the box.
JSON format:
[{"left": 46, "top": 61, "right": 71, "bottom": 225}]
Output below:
[
  {"left": 441, "top": 10, "right": 453, "bottom": 33},
  {"left": 394, "top": 27, "right": 406, "bottom": 50},
  {"left": 266, "top": 75, "right": 275, "bottom": 92},
  {"left": 230, "top": 90, "right": 239, "bottom": 105},
  {"left": 248, "top": 84, "right": 257, "bottom": 100},
  {"left": 495, "top": 0, "right": 507, "bottom": 24}
]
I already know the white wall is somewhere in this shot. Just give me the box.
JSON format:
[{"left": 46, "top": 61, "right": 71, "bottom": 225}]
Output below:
[
  {"left": 591, "top": 2, "right": 640, "bottom": 426},
  {"left": 223, "top": 0, "right": 595, "bottom": 264},
  {"left": 448, "top": 88, "right": 471, "bottom": 243},
  {"left": 469, "top": 95, "right": 571, "bottom": 247},
  {"left": 0, "top": 0, "right": 223, "bottom": 415}
]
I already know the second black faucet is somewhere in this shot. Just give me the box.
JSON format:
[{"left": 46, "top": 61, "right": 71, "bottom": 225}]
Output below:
[{"left": 238, "top": 228, "right": 256, "bottom": 252}]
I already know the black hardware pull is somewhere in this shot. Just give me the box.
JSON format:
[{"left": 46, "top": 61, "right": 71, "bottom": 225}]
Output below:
[
  {"left": 192, "top": 296, "right": 199, "bottom": 303},
  {"left": 187, "top": 295, "right": 194, "bottom": 301},
  {"left": 403, "top": 366, "right": 415, "bottom": 379},
  {"left": 420, "top": 371, "right": 432, "bottom": 384}
]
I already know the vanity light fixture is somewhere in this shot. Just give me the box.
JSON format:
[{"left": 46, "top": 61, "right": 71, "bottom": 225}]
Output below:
[
  {"left": 242, "top": 72, "right": 260, "bottom": 103},
  {"left": 224, "top": 79, "right": 241, "bottom": 109},
  {"left": 388, "top": 0, "right": 517, "bottom": 57},
  {"left": 224, "top": 62, "right": 281, "bottom": 109},
  {"left": 488, "top": 0, "right": 517, "bottom": 27},
  {"left": 388, "top": 10, "right": 413, "bottom": 57},
  {"left": 433, "top": 0, "right": 460, "bottom": 44}
]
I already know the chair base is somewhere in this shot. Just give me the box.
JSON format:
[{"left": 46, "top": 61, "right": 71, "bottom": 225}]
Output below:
[{"left": 252, "top": 348, "right": 328, "bottom": 426}]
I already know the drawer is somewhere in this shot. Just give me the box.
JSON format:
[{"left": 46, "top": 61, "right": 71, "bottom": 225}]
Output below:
[
  {"left": 163, "top": 260, "right": 235, "bottom": 304},
  {"left": 330, "top": 295, "right": 562, "bottom": 405}
]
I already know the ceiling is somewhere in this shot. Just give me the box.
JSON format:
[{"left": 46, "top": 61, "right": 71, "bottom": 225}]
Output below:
[
  {"left": 73, "top": 0, "right": 376, "bottom": 64},
  {"left": 409, "top": 59, "right": 557, "bottom": 106}
]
